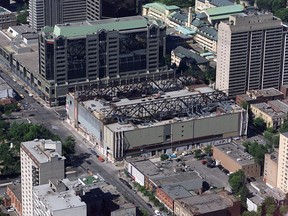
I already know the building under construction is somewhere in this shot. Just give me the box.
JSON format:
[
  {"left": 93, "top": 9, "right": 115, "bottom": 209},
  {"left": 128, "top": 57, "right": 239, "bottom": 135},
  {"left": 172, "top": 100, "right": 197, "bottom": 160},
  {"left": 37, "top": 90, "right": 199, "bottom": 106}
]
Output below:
[{"left": 66, "top": 78, "right": 248, "bottom": 161}]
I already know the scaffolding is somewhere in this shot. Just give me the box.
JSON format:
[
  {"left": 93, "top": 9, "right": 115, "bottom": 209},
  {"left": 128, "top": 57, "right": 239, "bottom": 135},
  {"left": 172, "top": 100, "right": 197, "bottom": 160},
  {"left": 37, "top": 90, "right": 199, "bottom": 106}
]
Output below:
[{"left": 99, "top": 90, "right": 229, "bottom": 124}]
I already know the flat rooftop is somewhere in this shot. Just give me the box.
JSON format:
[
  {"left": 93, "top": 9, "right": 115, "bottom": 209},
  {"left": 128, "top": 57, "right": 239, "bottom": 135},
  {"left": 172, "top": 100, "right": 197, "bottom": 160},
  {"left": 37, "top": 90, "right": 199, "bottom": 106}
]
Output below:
[
  {"left": 33, "top": 182, "right": 86, "bottom": 212},
  {"left": 247, "top": 88, "right": 284, "bottom": 98},
  {"left": 79, "top": 175, "right": 100, "bottom": 186},
  {"left": 176, "top": 191, "right": 237, "bottom": 214},
  {"left": 0, "top": 77, "right": 11, "bottom": 91},
  {"left": 161, "top": 185, "right": 192, "bottom": 200},
  {"left": 81, "top": 86, "right": 243, "bottom": 132},
  {"left": 252, "top": 102, "right": 286, "bottom": 118},
  {"left": 214, "top": 143, "right": 256, "bottom": 166},
  {"left": 21, "top": 139, "right": 64, "bottom": 164},
  {"left": 45, "top": 16, "right": 164, "bottom": 38}
]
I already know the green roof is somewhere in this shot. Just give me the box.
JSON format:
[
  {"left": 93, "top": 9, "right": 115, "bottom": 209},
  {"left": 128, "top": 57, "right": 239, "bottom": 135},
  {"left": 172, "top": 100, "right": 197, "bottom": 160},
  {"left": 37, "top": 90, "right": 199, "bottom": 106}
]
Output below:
[
  {"left": 204, "top": 4, "right": 244, "bottom": 17},
  {"left": 80, "top": 176, "right": 99, "bottom": 186},
  {"left": 53, "top": 17, "right": 148, "bottom": 37},
  {"left": 143, "top": 2, "right": 179, "bottom": 13}
]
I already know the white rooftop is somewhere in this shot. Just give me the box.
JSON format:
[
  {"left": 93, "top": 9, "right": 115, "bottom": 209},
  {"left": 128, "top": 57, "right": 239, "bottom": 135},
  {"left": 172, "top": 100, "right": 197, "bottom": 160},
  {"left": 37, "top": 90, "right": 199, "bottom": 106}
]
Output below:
[
  {"left": 33, "top": 181, "right": 86, "bottom": 212},
  {"left": 21, "top": 139, "right": 64, "bottom": 164}
]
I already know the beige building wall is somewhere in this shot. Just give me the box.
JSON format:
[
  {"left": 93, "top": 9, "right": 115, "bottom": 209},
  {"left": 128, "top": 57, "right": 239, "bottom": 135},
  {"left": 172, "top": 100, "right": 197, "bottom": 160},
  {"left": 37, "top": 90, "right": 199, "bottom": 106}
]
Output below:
[
  {"left": 213, "top": 146, "right": 261, "bottom": 177},
  {"left": 263, "top": 152, "right": 278, "bottom": 188},
  {"left": 277, "top": 133, "right": 288, "bottom": 193},
  {"left": 250, "top": 104, "right": 285, "bottom": 129},
  {"left": 250, "top": 104, "right": 274, "bottom": 128},
  {"left": 216, "top": 14, "right": 284, "bottom": 96},
  {"left": 194, "top": 34, "right": 217, "bottom": 53}
]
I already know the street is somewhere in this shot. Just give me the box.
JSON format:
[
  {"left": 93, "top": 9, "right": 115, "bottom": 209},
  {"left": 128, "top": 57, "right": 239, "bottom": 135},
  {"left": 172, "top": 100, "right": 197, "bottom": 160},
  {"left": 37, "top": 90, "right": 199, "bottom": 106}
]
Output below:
[{"left": 0, "top": 67, "right": 155, "bottom": 215}]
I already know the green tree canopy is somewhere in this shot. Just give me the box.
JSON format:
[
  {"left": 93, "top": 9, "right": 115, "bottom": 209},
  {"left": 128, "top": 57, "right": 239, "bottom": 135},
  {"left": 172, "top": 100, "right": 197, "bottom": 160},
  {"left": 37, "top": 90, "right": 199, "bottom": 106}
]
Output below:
[
  {"left": 203, "top": 145, "right": 213, "bottom": 156},
  {"left": 253, "top": 117, "right": 266, "bottom": 132},
  {"left": 243, "top": 141, "right": 268, "bottom": 169},
  {"left": 63, "top": 136, "right": 76, "bottom": 157},
  {"left": 228, "top": 170, "right": 248, "bottom": 205}
]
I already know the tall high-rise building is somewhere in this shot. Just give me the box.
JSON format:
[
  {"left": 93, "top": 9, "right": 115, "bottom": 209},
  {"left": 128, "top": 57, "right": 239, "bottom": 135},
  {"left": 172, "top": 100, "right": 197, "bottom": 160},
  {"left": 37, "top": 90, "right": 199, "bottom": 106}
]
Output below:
[
  {"left": 38, "top": 16, "right": 169, "bottom": 105},
  {"left": 86, "top": 0, "right": 141, "bottom": 21},
  {"left": 277, "top": 132, "right": 288, "bottom": 193},
  {"left": 216, "top": 13, "right": 284, "bottom": 96},
  {"left": 29, "top": 0, "right": 86, "bottom": 31},
  {"left": 20, "top": 139, "right": 65, "bottom": 216}
]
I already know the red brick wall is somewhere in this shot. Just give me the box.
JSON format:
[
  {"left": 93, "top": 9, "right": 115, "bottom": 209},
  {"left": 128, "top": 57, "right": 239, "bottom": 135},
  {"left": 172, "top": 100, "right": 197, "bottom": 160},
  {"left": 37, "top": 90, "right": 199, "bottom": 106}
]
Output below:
[
  {"left": 6, "top": 187, "right": 22, "bottom": 216},
  {"left": 156, "top": 187, "right": 173, "bottom": 210}
]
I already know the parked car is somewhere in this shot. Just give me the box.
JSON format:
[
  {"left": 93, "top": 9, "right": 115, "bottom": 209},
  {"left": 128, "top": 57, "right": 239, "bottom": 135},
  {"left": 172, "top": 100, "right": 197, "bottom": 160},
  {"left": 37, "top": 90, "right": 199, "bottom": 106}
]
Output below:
[
  {"left": 147, "top": 203, "right": 153, "bottom": 208},
  {"left": 98, "top": 156, "right": 105, "bottom": 162}
]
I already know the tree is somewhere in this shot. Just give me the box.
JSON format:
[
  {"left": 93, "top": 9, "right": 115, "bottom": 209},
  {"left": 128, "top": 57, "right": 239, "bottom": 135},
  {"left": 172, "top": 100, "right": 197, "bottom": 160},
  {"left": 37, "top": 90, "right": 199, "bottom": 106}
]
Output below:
[
  {"left": 63, "top": 136, "right": 76, "bottom": 157},
  {"left": 276, "top": 8, "right": 288, "bottom": 22},
  {"left": 243, "top": 141, "right": 268, "bottom": 170},
  {"left": 160, "top": 154, "right": 169, "bottom": 161},
  {"left": 253, "top": 117, "right": 266, "bottom": 132},
  {"left": 204, "top": 145, "right": 212, "bottom": 156},
  {"left": 16, "top": 11, "right": 28, "bottom": 24},
  {"left": 228, "top": 170, "right": 248, "bottom": 205},
  {"left": 194, "top": 149, "right": 202, "bottom": 159},
  {"left": 241, "top": 211, "right": 259, "bottom": 216}
]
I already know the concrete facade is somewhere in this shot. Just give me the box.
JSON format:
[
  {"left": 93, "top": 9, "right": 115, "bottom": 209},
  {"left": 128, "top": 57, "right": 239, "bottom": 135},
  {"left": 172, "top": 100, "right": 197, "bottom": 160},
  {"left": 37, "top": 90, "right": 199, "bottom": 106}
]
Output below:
[
  {"left": 216, "top": 13, "right": 284, "bottom": 96},
  {"left": 87, "top": 0, "right": 141, "bottom": 20},
  {"left": 213, "top": 143, "right": 261, "bottom": 178},
  {"left": 0, "top": 7, "right": 16, "bottom": 30},
  {"left": 67, "top": 88, "right": 247, "bottom": 161},
  {"left": 33, "top": 179, "right": 86, "bottom": 216},
  {"left": 38, "top": 16, "right": 168, "bottom": 105},
  {"left": 263, "top": 150, "right": 278, "bottom": 188},
  {"left": 277, "top": 133, "right": 288, "bottom": 193},
  {"left": 20, "top": 139, "right": 65, "bottom": 216},
  {"left": 29, "top": 0, "right": 86, "bottom": 31}
]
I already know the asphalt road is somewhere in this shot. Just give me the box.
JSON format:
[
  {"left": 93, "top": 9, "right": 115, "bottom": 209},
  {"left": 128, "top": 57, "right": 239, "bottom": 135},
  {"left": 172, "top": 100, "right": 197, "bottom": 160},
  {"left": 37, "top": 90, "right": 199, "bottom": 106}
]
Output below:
[{"left": 0, "top": 67, "right": 154, "bottom": 215}]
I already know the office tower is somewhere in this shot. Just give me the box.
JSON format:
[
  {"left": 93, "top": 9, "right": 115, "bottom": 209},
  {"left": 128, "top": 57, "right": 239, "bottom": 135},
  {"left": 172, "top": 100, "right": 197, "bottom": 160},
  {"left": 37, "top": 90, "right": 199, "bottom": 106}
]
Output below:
[
  {"left": 216, "top": 13, "right": 284, "bottom": 96},
  {"left": 277, "top": 133, "right": 288, "bottom": 193},
  {"left": 29, "top": 0, "right": 86, "bottom": 31},
  {"left": 38, "top": 16, "right": 168, "bottom": 105},
  {"left": 21, "top": 139, "right": 65, "bottom": 216},
  {"left": 86, "top": 0, "right": 141, "bottom": 21}
]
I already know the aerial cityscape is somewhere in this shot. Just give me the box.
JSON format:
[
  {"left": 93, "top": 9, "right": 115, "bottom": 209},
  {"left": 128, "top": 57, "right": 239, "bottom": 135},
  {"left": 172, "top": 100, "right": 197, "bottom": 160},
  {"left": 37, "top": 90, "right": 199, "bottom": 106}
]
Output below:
[{"left": 0, "top": 0, "right": 287, "bottom": 215}]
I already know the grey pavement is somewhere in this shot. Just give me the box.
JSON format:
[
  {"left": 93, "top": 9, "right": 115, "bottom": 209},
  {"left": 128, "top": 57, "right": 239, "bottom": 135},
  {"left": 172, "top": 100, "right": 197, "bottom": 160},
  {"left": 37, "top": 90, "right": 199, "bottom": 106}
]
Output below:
[{"left": 0, "top": 65, "right": 155, "bottom": 215}]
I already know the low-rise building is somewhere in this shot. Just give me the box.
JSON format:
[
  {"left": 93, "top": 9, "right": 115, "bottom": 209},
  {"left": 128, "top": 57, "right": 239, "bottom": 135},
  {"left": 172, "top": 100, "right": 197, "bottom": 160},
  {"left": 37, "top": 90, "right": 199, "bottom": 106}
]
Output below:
[
  {"left": 0, "top": 77, "right": 13, "bottom": 99},
  {"left": 156, "top": 185, "right": 192, "bottom": 212},
  {"left": 236, "top": 88, "right": 284, "bottom": 106},
  {"left": 263, "top": 150, "right": 278, "bottom": 188},
  {"left": 174, "top": 190, "right": 241, "bottom": 216},
  {"left": 6, "top": 183, "right": 22, "bottom": 216},
  {"left": 202, "top": 4, "right": 244, "bottom": 25},
  {"left": 195, "top": 0, "right": 234, "bottom": 13},
  {"left": 250, "top": 100, "right": 288, "bottom": 129},
  {"left": 0, "top": 7, "right": 16, "bottom": 30},
  {"left": 171, "top": 46, "right": 209, "bottom": 71},
  {"left": 142, "top": 3, "right": 180, "bottom": 26},
  {"left": 213, "top": 143, "right": 261, "bottom": 178},
  {"left": 194, "top": 26, "right": 218, "bottom": 53}
]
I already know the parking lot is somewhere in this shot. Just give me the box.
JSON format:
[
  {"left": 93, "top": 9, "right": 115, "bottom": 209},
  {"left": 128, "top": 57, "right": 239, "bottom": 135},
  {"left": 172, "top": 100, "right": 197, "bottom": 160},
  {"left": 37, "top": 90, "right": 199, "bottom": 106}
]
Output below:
[{"left": 185, "top": 158, "right": 231, "bottom": 191}]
